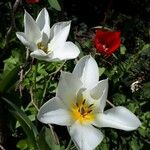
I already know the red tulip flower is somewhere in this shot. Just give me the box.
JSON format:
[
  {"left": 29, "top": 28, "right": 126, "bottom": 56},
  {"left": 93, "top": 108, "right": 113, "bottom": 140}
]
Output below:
[
  {"left": 25, "top": 0, "right": 40, "bottom": 4},
  {"left": 94, "top": 30, "right": 121, "bottom": 56}
]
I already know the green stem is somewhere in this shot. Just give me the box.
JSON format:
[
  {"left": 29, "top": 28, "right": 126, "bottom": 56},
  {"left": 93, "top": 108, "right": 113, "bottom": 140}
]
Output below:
[
  {"left": 112, "top": 53, "right": 126, "bottom": 71},
  {"left": 34, "top": 61, "right": 38, "bottom": 91},
  {"left": 65, "top": 139, "right": 72, "bottom": 150},
  {"left": 112, "top": 53, "right": 118, "bottom": 60},
  {"left": 106, "top": 100, "right": 115, "bottom": 107},
  {"left": 40, "top": 79, "right": 49, "bottom": 107},
  {"left": 49, "top": 61, "right": 66, "bottom": 77},
  {"left": 40, "top": 61, "right": 66, "bottom": 106}
]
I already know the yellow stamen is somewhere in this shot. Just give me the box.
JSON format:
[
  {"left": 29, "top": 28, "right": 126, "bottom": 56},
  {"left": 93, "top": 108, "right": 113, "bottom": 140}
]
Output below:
[
  {"left": 71, "top": 99, "right": 95, "bottom": 124},
  {"left": 37, "top": 42, "right": 48, "bottom": 53}
]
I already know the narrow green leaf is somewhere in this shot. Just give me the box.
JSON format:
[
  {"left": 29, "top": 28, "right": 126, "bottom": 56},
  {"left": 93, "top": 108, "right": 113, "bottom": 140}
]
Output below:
[
  {"left": 3, "top": 97, "right": 39, "bottom": 149},
  {"left": 45, "top": 127, "right": 60, "bottom": 150},
  {"left": 38, "top": 126, "right": 61, "bottom": 150},
  {"left": 38, "top": 127, "right": 52, "bottom": 150},
  {"left": 0, "top": 65, "right": 20, "bottom": 93},
  {"left": 48, "top": 0, "right": 61, "bottom": 11}
]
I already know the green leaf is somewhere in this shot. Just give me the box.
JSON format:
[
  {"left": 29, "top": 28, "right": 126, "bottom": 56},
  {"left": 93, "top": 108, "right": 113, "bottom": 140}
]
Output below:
[
  {"left": 141, "top": 44, "right": 150, "bottom": 55},
  {"left": 142, "top": 82, "right": 150, "bottom": 99},
  {"left": 17, "top": 139, "right": 35, "bottom": 150},
  {"left": 48, "top": 0, "right": 61, "bottom": 11},
  {"left": 0, "top": 65, "right": 20, "bottom": 93},
  {"left": 38, "top": 127, "right": 51, "bottom": 150},
  {"left": 17, "top": 139, "right": 28, "bottom": 150},
  {"left": 38, "top": 126, "right": 61, "bottom": 150},
  {"left": 99, "top": 67, "right": 106, "bottom": 76},
  {"left": 2, "top": 97, "right": 39, "bottom": 149},
  {"left": 113, "top": 93, "right": 126, "bottom": 105},
  {"left": 120, "top": 44, "right": 126, "bottom": 55},
  {"left": 97, "top": 137, "right": 109, "bottom": 150},
  {"left": 82, "top": 40, "right": 92, "bottom": 48},
  {"left": 3, "top": 49, "right": 22, "bottom": 75},
  {"left": 130, "top": 139, "right": 140, "bottom": 150}
]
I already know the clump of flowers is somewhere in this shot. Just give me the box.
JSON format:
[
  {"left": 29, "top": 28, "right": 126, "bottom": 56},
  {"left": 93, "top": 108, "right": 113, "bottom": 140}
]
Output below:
[
  {"left": 38, "top": 55, "right": 141, "bottom": 150},
  {"left": 94, "top": 30, "right": 121, "bottom": 56},
  {"left": 16, "top": 8, "right": 80, "bottom": 62}
]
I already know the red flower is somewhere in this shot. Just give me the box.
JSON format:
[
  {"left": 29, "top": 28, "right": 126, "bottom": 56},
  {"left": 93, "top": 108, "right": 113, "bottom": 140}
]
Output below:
[
  {"left": 94, "top": 30, "right": 121, "bottom": 56},
  {"left": 25, "top": 0, "right": 40, "bottom": 4}
]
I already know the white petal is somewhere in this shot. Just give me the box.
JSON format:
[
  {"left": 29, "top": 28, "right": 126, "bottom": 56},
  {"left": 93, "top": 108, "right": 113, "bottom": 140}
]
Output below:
[
  {"left": 49, "top": 21, "right": 71, "bottom": 51},
  {"left": 16, "top": 32, "right": 30, "bottom": 46},
  {"left": 36, "top": 8, "right": 50, "bottom": 42},
  {"left": 82, "top": 79, "right": 108, "bottom": 113},
  {"left": 30, "top": 49, "right": 53, "bottom": 61},
  {"left": 56, "top": 71, "right": 82, "bottom": 108},
  {"left": 68, "top": 122, "right": 103, "bottom": 150},
  {"left": 90, "top": 79, "right": 108, "bottom": 112},
  {"left": 16, "top": 32, "right": 37, "bottom": 51},
  {"left": 93, "top": 106, "right": 141, "bottom": 131},
  {"left": 50, "top": 21, "right": 71, "bottom": 40},
  {"left": 73, "top": 55, "right": 99, "bottom": 89},
  {"left": 37, "top": 97, "right": 72, "bottom": 126},
  {"left": 51, "top": 41, "right": 80, "bottom": 61},
  {"left": 41, "top": 32, "right": 49, "bottom": 45},
  {"left": 24, "top": 11, "right": 41, "bottom": 43}
]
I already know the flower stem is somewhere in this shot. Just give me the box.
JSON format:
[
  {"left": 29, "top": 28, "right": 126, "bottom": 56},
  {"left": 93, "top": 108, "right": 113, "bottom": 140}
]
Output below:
[
  {"left": 112, "top": 53, "right": 118, "bottom": 60},
  {"left": 30, "top": 87, "right": 39, "bottom": 111},
  {"left": 65, "top": 139, "right": 72, "bottom": 150},
  {"left": 49, "top": 61, "right": 66, "bottom": 77},
  {"left": 40, "top": 61, "right": 66, "bottom": 106},
  {"left": 34, "top": 62, "right": 38, "bottom": 90},
  {"left": 48, "top": 124, "right": 59, "bottom": 145},
  {"left": 106, "top": 100, "right": 115, "bottom": 107}
]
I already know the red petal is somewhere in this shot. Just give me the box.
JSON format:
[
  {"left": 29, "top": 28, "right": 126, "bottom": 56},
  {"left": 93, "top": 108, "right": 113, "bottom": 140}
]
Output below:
[
  {"left": 25, "top": 0, "right": 40, "bottom": 4},
  {"left": 94, "top": 30, "right": 121, "bottom": 56}
]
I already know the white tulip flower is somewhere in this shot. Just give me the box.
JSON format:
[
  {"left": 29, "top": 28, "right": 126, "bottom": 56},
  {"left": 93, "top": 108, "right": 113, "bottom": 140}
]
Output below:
[
  {"left": 37, "top": 55, "right": 141, "bottom": 150},
  {"left": 16, "top": 8, "right": 80, "bottom": 61}
]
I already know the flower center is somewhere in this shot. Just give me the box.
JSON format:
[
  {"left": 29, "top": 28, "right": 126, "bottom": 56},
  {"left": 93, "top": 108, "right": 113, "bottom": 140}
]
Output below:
[
  {"left": 71, "top": 99, "right": 95, "bottom": 124},
  {"left": 37, "top": 42, "right": 48, "bottom": 53},
  {"left": 103, "top": 44, "right": 108, "bottom": 52}
]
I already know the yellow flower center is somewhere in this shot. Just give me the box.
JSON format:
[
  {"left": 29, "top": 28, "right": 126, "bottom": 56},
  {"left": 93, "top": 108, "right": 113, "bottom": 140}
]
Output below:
[
  {"left": 37, "top": 42, "right": 48, "bottom": 53},
  {"left": 71, "top": 99, "right": 95, "bottom": 124}
]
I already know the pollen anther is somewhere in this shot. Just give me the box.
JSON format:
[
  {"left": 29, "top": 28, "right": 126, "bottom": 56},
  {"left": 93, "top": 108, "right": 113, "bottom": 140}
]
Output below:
[
  {"left": 71, "top": 99, "right": 95, "bottom": 124},
  {"left": 37, "top": 42, "right": 48, "bottom": 53}
]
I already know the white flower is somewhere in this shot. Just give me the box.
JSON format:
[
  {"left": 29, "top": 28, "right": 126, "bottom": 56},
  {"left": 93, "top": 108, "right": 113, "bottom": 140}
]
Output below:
[
  {"left": 37, "top": 55, "right": 141, "bottom": 150},
  {"left": 16, "top": 8, "right": 80, "bottom": 61},
  {"left": 130, "top": 80, "right": 141, "bottom": 93}
]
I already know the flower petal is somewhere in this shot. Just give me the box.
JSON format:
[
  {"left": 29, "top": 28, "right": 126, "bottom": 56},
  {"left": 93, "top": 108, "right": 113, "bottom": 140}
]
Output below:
[
  {"left": 48, "top": 21, "right": 71, "bottom": 50},
  {"left": 51, "top": 41, "right": 80, "bottom": 61},
  {"left": 16, "top": 32, "right": 30, "bottom": 46},
  {"left": 73, "top": 55, "right": 99, "bottom": 89},
  {"left": 37, "top": 97, "right": 72, "bottom": 126},
  {"left": 30, "top": 49, "right": 53, "bottom": 61},
  {"left": 24, "top": 11, "right": 41, "bottom": 43},
  {"left": 93, "top": 106, "right": 141, "bottom": 131},
  {"left": 94, "top": 30, "right": 121, "bottom": 56},
  {"left": 82, "top": 79, "right": 108, "bottom": 113},
  {"left": 16, "top": 32, "right": 37, "bottom": 51},
  {"left": 36, "top": 8, "right": 50, "bottom": 42},
  {"left": 68, "top": 122, "right": 103, "bottom": 150},
  {"left": 56, "top": 71, "right": 82, "bottom": 108},
  {"left": 90, "top": 79, "right": 108, "bottom": 112},
  {"left": 50, "top": 21, "right": 71, "bottom": 40}
]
